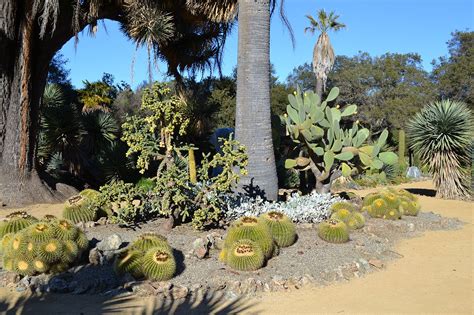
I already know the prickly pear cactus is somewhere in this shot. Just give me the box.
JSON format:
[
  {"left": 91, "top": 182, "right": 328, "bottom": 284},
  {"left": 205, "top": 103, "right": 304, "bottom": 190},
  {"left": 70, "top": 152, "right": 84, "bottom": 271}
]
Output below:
[{"left": 283, "top": 87, "right": 398, "bottom": 192}]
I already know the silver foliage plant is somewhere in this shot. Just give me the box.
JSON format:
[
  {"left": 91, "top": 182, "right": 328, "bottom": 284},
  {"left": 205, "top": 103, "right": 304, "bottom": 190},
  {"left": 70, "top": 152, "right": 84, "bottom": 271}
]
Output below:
[{"left": 224, "top": 192, "right": 342, "bottom": 223}]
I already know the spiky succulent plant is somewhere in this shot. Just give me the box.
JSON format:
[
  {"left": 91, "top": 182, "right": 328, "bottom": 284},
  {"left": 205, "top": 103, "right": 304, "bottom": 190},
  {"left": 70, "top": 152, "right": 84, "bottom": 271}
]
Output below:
[
  {"left": 259, "top": 211, "right": 297, "bottom": 247},
  {"left": 114, "top": 249, "right": 144, "bottom": 278},
  {"left": 62, "top": 195, "right": 97, "bottom": 224},
  {"left": 0, "top": 211, "right": 38, "bottom": 238},
  {"left": 318, "top": 219, "right": 349, "bottom": 243},
  {"left": 141, "top": 247, "right": 176, "bottom": 281},
  {"left": 330, "top": 209, "right": 352, "bottom": 223},
  {"left": 130, "top": 233, "right": 171, "bottom": 253},
  {"left": 400, "top": 198, "right": 420, "bottom": 216},
  {"left": 1, "top": 220, "right": 88, "bottom": 276},
  {"left": 225, "top": 239, "right": 265, "bottom": 271},
  {"left": 407, "top": 100, "right": 472, "bottom": 199},
  {"left": 383, "top": 208, "right": 402, "bottom": 220},
  {"left": 346, "top": 212, "right": 365, "bottom": 230},
  {"left": 329, "top": 201, "right": 357, "bottom": 213},
  {"left": 224, "top": 216, "right": 274, "bottom": 259},
  {"left": 366, "top": 198, "right": 388, "bottom": 218}
]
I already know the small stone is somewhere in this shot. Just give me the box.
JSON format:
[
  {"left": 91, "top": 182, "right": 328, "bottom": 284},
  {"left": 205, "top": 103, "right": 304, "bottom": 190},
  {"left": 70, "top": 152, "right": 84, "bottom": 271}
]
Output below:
[
  {"left": 368, "top": 259, "right": 384, "bottom": 269},
  {"left": 97, "top": 234, "right": 123, "bottom": 252},
  {"left": 96, "top": 217, "right": 108, "bottom": 225},
  {"left": 192, "top": 238, "right": 208, "bottom": 259},
  {"left": 358, "top": 259, "right": 370, "bottom": 271},
  {"left": 85, "top": 221, "right": 96, "bottom": 228},
  {"left": 89, "top": 247, "right": 103, "bottom": 265},
  {"left": 171, "top": 286, "right": 189, "bottom": 299},
  {"left": 407, "top": 223, "right": 415, "bottom": 232}
]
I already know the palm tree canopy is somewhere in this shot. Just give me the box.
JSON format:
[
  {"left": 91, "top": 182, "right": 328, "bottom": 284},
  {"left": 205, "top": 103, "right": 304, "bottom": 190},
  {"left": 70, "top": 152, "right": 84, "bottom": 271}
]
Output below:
[{"left": 305, "top": 9, "right": 346, "bottom": 92}]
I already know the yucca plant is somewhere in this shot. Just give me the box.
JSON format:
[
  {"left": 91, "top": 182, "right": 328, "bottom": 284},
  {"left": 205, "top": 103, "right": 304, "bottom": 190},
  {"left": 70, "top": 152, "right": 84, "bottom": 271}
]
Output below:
[{"left": 408, "top": 100, "right": 472, "bottom": 199}]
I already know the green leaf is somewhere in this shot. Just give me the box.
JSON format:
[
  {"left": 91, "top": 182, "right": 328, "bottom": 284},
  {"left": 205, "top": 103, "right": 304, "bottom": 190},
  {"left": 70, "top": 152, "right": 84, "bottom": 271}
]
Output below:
[
  {"left": 319, "top": 119, "right": 331, "bottom": 128},
  {"left": 332, "top": 139, "right": 343, "bottom": 152},
  {"left": 310, "top": 145, "right": 324, "bottom": 156},
  {"left": 341, "top": 163, "right": 351, "bottom": 177},
  {"left": 287, "top": 105, "right": 300, "bottom": 124},
  {"left": 309, "top": 107, "right": 324, "bottom": 123},
  {"left": 341, "top": 104, "right": 357, "bottom": 117},
  {"left": 324, "top": 151, "right": 335, "bottom": 172},
  {"left": 288, "top": 94, "right": 298, "bottom": 109},
  {"left": 377, "top": 129, "right": 388, "bottom": 148},
  {"left": 335, "top": 151, "right": 354, "bottom": 161},
  {"left": 359, "top": 152, "right": 372, "bottom": 166},
  {"left": 331, "top": 108, "right": 341, "bottom": 122},
  {"left": 355, "top": 129, "right": 370, "bottom": 146},
  {"left": 326, "top": 87, "right": 340, "bottom": 102},
  {"left": 310, "top": 125, "right": 324, "bottom": 138},
  {"left": 301, "top": 119, "right": 312, "bottom": 130},
  {"left": 285, "top": 159, "right": 297, "bottom": 169},
  {"left": 371, "top": 158, "right": 383, "bottom": 169},
  {"left": 379, "top": 152, "right": 398, "bottom": 165}
]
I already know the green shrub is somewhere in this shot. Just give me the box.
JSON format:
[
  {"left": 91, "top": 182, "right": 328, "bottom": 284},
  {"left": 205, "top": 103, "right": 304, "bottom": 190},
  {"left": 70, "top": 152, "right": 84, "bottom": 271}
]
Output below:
[{"left": 408, "top": 100, "right": 472, "bottom": 199}]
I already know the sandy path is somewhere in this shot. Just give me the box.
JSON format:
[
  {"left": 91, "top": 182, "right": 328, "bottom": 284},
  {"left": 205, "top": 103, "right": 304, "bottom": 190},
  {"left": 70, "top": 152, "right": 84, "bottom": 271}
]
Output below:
[
  {"left": 247, "top": 181, "right": 473, "bottom": 314},
  {"left": 0, "top": 181, "right": 472, "bottom": 314}
]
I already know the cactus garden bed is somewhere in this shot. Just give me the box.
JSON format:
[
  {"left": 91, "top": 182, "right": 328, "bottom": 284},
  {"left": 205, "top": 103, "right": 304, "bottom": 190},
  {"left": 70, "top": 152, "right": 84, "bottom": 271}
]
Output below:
[{"left": 0, "top": 210, "right": 462, "bottom": 300}]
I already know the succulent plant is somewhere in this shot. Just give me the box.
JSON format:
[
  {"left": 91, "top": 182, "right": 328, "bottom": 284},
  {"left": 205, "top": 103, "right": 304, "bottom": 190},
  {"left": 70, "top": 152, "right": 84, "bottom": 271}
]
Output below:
[
  {"left": 0, "top": 211, "right": 38, "bottom": 238},
  {"left": 346, "top": 212, "right": 365, "bottom": 230},
  {"left": 330, "top": 209, "right": 352, "bottom": 223},
  {"left": 79, "top": 189, "right": 101, "bottom": 200},
  {"left": 225, "top": 239, "right": 265, "bottom": 272},
  {"left": 218, "top": 248, "right": 227, "bottom": 263},
  {"left": 224, "top": 216, "right": 274, "bottom": 259},
  {"left": 366, "top": 198, "right": 388, "bottom": 218},
  {"left": 0, "top": 233, "right": 14, "bottom": 252},
  {"left": 400, "top": 199, "right": 420, "bottom": 216},
  {"left": 329, "top": 201, "right": 357, "bottom": 213},
  {"left": 383, "top": 208, "right": 402, "bottom": 220},
  {"left": 318, "top": 219, "right": 349, "bottom": 243},
  {"left": 62, "top": 195, "right": 97, "bottom": 224},
  {"left": 130, "top": 233, "right": 171, "bottom": 253},
  {"left": 1, "top": 220, "right": 88, "bottom": 276},
  {"left": 259, "top": 211, "right": 297, "bottom": 248},
  {"left": 283, "top": 87, "right": 398, "bottom": 193},
  {"left": 52, "top": 219, "right": 79, "bottom": 241},
  {"left": 362, "top": 193, "right": 382, "bottom": 207},
  {"left": 141, "top": 247, "right": 176, "bottom": 281},
  {"left": 380, "top": 191, "right": 401, "bottom": 209},
  {"left": 42, "top": 214, "right": 57, "bottom": 222},
  {"left": 114, "top": 249, "right": 144, "bottom": 278}
]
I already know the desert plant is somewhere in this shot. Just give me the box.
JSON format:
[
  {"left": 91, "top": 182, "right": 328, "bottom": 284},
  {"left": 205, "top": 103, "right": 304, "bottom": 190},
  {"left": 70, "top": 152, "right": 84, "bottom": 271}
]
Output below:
[
  {"left": 284, "top": 87, "right": 398, "bottom": 193},
  {"left": 114, "top": 249, "right": 143, "bottom": 278},
  {"left": 407, "top": 100, "right": 472, "bottom": 199},
  {"left": 329, "top": 201, "right": 357, "bottom": 213},
  {"left": 259, "top": 211, "right": 297, "bottom": 247},
  {"left": 318, "top": 219, "right": 349, "bottom": 243},
  {"left": 330, "top": 208, "right": 352, "bottom": 222},
  {"left": 130, "top": 233, "right": 172, "bottom": 253},
  {"left": 398, "top": 129, "right": 408, "bottom": 174},
  {"left": 383, "top": 208, "right": 402, "bottom": 220},
  {"left": 141, "top": 247, "right": 176, "bottom": 281},
  {"left": 0, "top": 212, "right": 38, "bottom": 238},
  {"left": 346, "top": 212, "right": 365, "bottom": 230},
  {"left": 1, "top": 220, "right": 88, "bottom": 276},
  {"left": 63, "top": 195, "right": 98, "bottom": 224},
  {"left": 223, "top": 216, "right": 274, "bottom": 259},
  {"left": 225, "top": 239, "right": 265, "bottom": 272}
]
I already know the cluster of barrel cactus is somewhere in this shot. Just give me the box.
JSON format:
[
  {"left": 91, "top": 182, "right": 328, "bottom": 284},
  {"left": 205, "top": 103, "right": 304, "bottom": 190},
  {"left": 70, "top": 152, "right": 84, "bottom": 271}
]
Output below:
[
  {"left": 1, "top": 216, "right": 89, "bottom": 276},
  {"left": 283, "top": 87, "right": 398, "bottom": 192},
  {"left": 114, "top": 233, "right": 176, "bottom": 281},
  {"left": 0, "top": 211, "right": 38, "bottom": 239},
  {"left": 362, "top": 188, "right": 420, "bottom": 219},
  {"left": 220, "top": 212, "right": 297, "bottom": 271},
  {"left": 318, "top": 200, "right": 365, "bottom": 244},
  {"left": 62, "top": 189, "right": 101, "bottom": 224}
]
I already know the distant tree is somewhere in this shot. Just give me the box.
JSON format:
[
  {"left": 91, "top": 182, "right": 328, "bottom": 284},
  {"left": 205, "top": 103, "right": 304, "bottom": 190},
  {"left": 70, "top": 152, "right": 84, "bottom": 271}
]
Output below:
[
  {"left": 47, "top": 53, "right": 72, "bottom": 87},
  {"left": 326, "top": 52, "right": 436, "bottom": 130},
  {"left": 305, "top": 10, "right": 346, "bottom": 97},
  {"left": 432, "top": 31, "right": 474, "bottom": 110},
  {"left": 286, "top": 63, "right": 315, "bottom": 91}
]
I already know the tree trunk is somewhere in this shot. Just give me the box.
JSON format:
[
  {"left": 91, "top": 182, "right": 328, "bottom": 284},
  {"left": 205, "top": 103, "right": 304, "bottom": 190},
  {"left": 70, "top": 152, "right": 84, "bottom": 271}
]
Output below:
[
  {"left": 0, "top": 1, "right": 120, "bottom": 206},
  {"left": 235, "top": 0, "right": 278, "bottom": 200},
  {"left": 315, "top": 77, "right": 323, "bottom": 99}
]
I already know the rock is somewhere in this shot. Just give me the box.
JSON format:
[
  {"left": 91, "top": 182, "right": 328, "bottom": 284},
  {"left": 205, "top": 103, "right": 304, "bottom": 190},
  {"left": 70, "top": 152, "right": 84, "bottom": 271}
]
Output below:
[
  {"left": 97, "top": 234, "right": 123, "bottom": 252},
  {"left": 192, "top": 238, "right": 208, "bottom": 259},
  {"left": 406, "top": 166, "right": 421, "bottom": 179},
  {"left": 206, "top": 232, "right": 224, "bottom": 249},
  {"left": 56, "top": 183, "right": 79, "bottom": 199},
  {"left": 299, "top": 223, "right": 313, "bottom": 229},
  {"left": 96, "top": 217, "right": 108, "bottom": 225},
  {"left": 89, "top": 248, "right": 104, "bottom": 265},
  {"left": 0, "top": 271, "right": 20, "bottom": 287},
  {"left": 171, "top": 286, "right": 189, "bottom": 299},
  {"left": 242, "top": 278, "right": 257, "bottom": 294},
  {"left": 407, "top": 223, "right": 416, "bottom": 232},
  {"left": 368, "top": 259, "right": 384, "bottom": 269},
  {"left": 85, "top": 221, "right": 96, "bottom": 228},
  {"left": 48, "top": 278, "right": 69, "bottom": 293}
]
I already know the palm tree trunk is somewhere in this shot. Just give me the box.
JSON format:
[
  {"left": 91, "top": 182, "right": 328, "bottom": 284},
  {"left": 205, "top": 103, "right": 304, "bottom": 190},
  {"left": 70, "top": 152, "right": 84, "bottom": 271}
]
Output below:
[
  {"left": 235, "top": 0, "right": 278, "bottom": 200},
  {"left": 315, "top": 77, "right": 323, "bottom": 99}
]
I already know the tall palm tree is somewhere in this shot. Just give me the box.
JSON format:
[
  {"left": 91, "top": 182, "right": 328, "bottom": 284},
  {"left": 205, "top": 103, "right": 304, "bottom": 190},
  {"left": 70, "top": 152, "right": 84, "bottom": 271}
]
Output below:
[{"left": 305, "top": 9, "right": 346, "bottom": 97}]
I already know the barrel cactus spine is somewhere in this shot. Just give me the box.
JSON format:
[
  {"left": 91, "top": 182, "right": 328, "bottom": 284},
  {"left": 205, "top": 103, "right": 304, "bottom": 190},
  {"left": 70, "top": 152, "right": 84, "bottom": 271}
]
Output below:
[
  {"left": 259, "top": 211, "right": 297, "bottom": 248},
  {"left": 318, "top": 219, "right": 350, "bottom": 243},
  {"left": 225, "top": 239, "right": 265, "bottom": 272},
  {"left": 141, "top": 247, "right": 176, "bottom": 281}
]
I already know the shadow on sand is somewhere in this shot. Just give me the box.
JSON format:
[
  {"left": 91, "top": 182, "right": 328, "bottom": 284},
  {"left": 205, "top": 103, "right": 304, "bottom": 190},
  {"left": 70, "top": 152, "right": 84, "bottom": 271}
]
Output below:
[
  {"left": 405, "top": 188, "right": 437, "bottom": 197},
  {"left": 0, "top": 288, "right": 259, "bottom": 315}
]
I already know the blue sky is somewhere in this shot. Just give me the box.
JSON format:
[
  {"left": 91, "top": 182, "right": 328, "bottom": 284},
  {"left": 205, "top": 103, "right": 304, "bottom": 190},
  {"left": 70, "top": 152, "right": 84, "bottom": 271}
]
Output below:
[{"left": 59, "top": 0, "right": 473, "bottom": 89}]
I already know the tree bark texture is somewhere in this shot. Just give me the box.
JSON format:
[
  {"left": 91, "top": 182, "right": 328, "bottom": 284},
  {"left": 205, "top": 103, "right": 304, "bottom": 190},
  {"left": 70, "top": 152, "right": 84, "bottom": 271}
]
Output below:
[
  {"left": 0, "top": 1, "right": 120, "bottom": 206},
  {"left": 235, "top": 0, "right": 278, "bottom": 200}
]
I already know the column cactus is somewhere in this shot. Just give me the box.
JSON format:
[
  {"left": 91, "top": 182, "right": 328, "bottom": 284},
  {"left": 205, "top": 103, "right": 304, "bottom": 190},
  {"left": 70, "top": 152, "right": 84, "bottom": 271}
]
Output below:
[
  {"left": 398, "top": 129, "right": 407, "bottom": 173},
  {"left": 283, "top": 87, "right": 398, "bottom": 193}
]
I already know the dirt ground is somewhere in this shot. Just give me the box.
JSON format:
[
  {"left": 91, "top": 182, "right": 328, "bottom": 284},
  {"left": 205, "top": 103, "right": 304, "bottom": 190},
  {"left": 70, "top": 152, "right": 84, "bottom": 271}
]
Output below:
[{"left": 0, "top": 180, "right": 472, "bottom": 314}]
